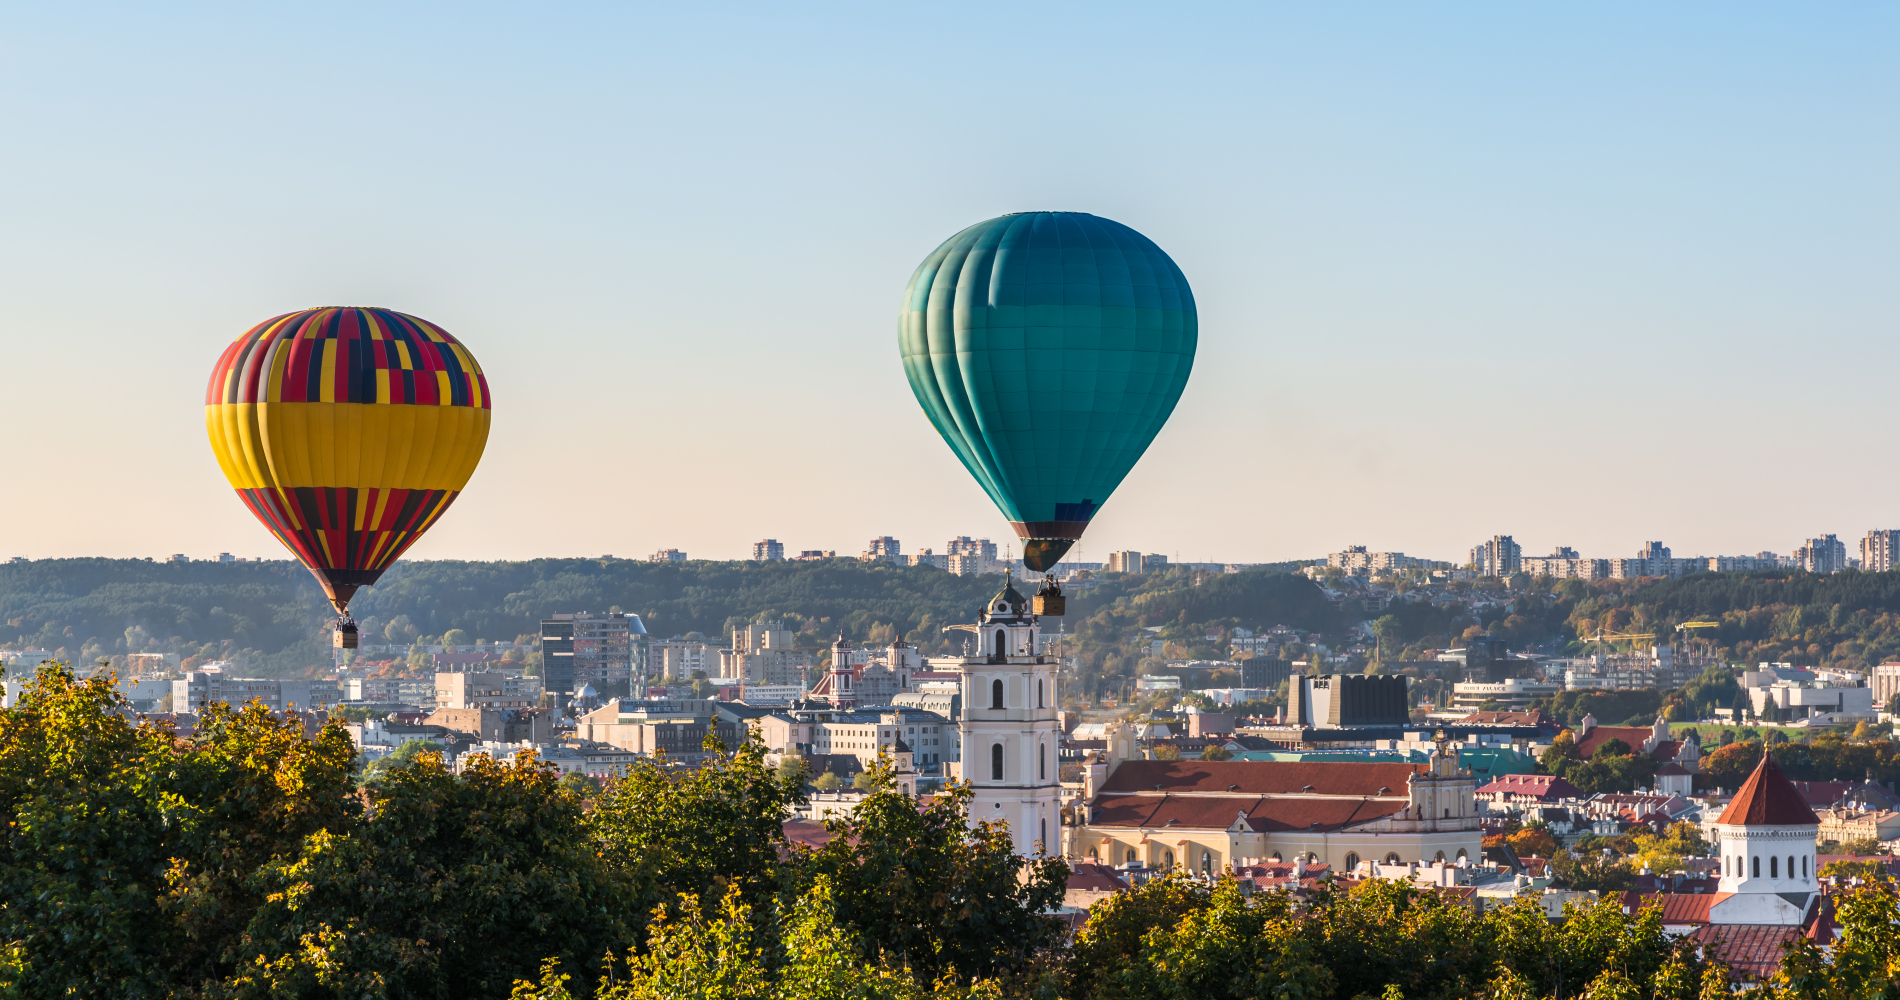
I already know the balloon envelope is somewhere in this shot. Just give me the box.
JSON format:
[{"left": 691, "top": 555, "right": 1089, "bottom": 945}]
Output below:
[
  {"left": 899, "top": 212, "right": 1196, "bottom": 570},
  {"left": 205, "top": 307, "right": 491, "bottom": 613}
]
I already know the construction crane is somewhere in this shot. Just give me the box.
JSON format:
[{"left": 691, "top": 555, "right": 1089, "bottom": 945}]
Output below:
[{"left": 1578, "top": 629, "right": 1657, "bottom": 648}]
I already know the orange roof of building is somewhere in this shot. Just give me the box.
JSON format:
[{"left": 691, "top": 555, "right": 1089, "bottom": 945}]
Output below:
[
  {"left": 1717, "top": 753, "right": 1820, "bottom": 826},
  {"left": 1097, "top": 759, "right": 1424, "bottom": 797},
  {"left": 1635, "top": 892, "right": 1720, "bottom": 925},
  {"left": 1473, "top": 773, "right": 1585, "bottom": 800},
  {"left": 1088, "top": 790, "right": 1408, "bottom": 834},
  {"left": 1066, "top": 862, "right": 1130, "bottom": 893},
  {"left": 1575, "top": 725, "right": 1653, "bottom": 758},
  {"left": 1689, "top": 925, "right": 1803, "bottom": 980}
]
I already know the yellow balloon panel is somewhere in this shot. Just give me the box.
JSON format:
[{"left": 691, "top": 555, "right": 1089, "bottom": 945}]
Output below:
[{"left": 205, "top": 402, "right": 490, "bottom": 491}]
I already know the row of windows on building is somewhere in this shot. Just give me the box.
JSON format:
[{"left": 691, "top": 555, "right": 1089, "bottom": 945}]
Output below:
[{"left": 1726, "top": 853, "right": 1809, "bottom": 879}]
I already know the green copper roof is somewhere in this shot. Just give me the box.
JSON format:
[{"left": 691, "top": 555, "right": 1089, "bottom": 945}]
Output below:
[{"left": 899, "top": 212, "right": 1197, "bottom": 550}]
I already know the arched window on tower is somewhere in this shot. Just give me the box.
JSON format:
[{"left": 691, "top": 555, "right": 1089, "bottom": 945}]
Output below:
[
  {"left": 994, "top": 629, "right": 1006, "bottom": 655},
  {"left": 991, "top": 679, "right": 1005, "bottom": 709},
  {"left": 1039, "top": 742, "right": 1046, "bottom": 780},
  {"left": 1771, "top": 856, "right": 1779, "bottom": 878},
  {"left": 990, "top": 743, "right": 1004, "bottom": 781},
  {"left": 1753, "top": 856, "right": 1760, "bottom": 878},
  {"left": 1038, "top": 680, "right": 1044, "bottom": 708}
]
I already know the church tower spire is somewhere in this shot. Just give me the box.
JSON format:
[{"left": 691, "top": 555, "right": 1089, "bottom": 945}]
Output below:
[{"left": 946, "top": 570, "right": 1062, "bottom": 857}]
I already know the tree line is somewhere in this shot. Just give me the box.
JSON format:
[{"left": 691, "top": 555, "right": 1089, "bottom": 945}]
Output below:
[{"left": 0, "top": 558, "right": 1339, "bottom": 681}]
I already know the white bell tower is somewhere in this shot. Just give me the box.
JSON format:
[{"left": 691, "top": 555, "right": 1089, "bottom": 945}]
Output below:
[{"left": 947, "top": 570, "right": 1062, "bottom": 857}]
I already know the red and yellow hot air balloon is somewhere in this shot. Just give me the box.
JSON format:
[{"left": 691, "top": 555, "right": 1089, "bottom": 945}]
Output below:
[{"left": 205, "top": 307, "right": 491, "bottom": 647}]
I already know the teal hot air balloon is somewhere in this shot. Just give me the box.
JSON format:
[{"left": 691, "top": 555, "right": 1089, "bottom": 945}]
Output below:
[{"left": 900, "top": 212, "right": 1197, "bottom": 600}]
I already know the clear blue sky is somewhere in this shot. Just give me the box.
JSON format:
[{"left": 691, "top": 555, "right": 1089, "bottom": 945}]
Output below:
[{"left": 3, "top": 3, "right": 1895, "bottom": 565}]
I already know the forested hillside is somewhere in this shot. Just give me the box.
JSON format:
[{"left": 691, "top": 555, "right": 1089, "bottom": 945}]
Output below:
[
  {"left": 1562, "top": 569, "right": 1900, "bottom": 671},
  {"left": 0, "top": 558, "right": 1324, "bottom": 679}
]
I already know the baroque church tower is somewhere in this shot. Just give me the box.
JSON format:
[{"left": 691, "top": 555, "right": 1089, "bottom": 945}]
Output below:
[{"left": 946, "top": 571, "right": 1063, "bottom": 856}]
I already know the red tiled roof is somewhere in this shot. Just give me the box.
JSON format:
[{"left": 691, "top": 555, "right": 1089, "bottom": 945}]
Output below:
[
  {"left": 1635, "top": 892, "right": 1718, "bottom": 925},
  {"left": 1474, "top": 773, "right": 1584, "bottom": 800},
  {"left": 1717, "top": 754, "right": 1820, "bottom": 826},
  {"left": 1066, "top": 862, "right": 1130, "bottom": 893},
  {"left": 1656, "top": 763, "right": 1693, "bottom": 776},
  {"left": 781, "top": 819, "right": 839, "bottom": 850},
  {"left": 1575, "top": 725, "right": 1653, "bottom": 758},
  {"left": 1805, "top": 895, "right": 1837, "bottom": 944},
  {"left": 1097, "top": 759, "right": 1424, "bottom": 796},
  {"left": 1790, "top": 780, "right": 1856, "bottom": 807},
  {"left": 1234, "top": 862, "right": 1332, "bottom": 878},
  {"left": 1690, "top": 925, "right": 1801, "bottom": 980},
  {"left": 1458, "top": 709, "right": 1548, "bottom": 726},
  {"left": 1089, "top": 793, "right": 1408, "bottom": 834}
]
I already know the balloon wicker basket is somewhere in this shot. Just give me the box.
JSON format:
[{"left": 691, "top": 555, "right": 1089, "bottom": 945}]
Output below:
[
  {"left": 333, "top": 623, "right": 359, "bottom": 649},
  {"left": 1032, "top": 581, "right": 1065, "bottom": 617}
]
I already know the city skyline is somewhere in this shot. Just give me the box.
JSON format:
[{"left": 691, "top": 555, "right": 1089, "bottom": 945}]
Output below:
[{"left": 5, "top": 5, "right": 1896, "bottom": 563}]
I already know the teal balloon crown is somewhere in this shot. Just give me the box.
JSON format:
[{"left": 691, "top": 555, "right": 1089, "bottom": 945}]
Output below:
[{"left": 899, "top": 212, "right": 1196, "bottom": 568}]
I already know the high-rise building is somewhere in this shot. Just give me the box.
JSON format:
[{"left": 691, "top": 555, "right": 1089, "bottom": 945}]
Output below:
[
  {"left": 1521, "top": 554, "right": 1608, "bottom": 579},
  {"left": 649, "top": 548, "right": 687, "bottom": 562},
  {"left": 734, "top": 620, "right": 796, "bottom": 653},
  {"left": 540, "top": 611, "right": 645, "bottom": 699},
  {"left": 863, "top": 536, "right": 902, "bottom": 562},
  {"left": 1862, "top": 531, "right": 1899, "bottom": 574},
  {"left": 1107, "top": 551, "right": 1143, "bottom": 574},
  {"left": 946, "top": 537, "right": 997, "bottom": 560},
  {"left": 1612, "top": 541, "right": 1679, "bottom": 579},
  {"left": 941, "top": 537, "right": 999, "bottom": 576},
  {"left": 1327, "top": 546, "right": 1434, "bottom": 576},
  {"left": 752, "top": 539, "right": 785, "bottom": 562},
  {"left": 1141, "top": 553, "right": 1169, "bottom": 573},
  {"left": 649, "top": 640, "right": 722, "bottom": 682},
  {"left": 1468, "top": 536, "right": 1521, "bottom": 577},
  {"left": 1794, "top": 535, "right": 1847, "bottom": 575}
]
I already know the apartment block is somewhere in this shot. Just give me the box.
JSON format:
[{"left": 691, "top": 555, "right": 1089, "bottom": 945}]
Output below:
[
  {"left": 1862, "top": 531, "right": 1899, "bottom": 574},
  {"left": 1468, "top": 536, "right": 1521, "bottom": 577},
  {"left": 539, "top": 611, "right": 644, "bottom": 698},
  {"left": 650, "top": 640, "right": 723, "bottom": 682},
  {"left": 173, "top": 673, "right": 340, "bottom": 714},
  {"left": 1794, "top": 535, "right": 1848, "bottom": 574},
  {"left": 434, "top": 671, "right": 536, "bottom": 710}
]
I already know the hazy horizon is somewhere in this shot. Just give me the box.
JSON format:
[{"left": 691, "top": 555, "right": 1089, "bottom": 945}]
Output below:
[{"left": 5, "top": 4, "right": 1894, "bottom": 565}]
